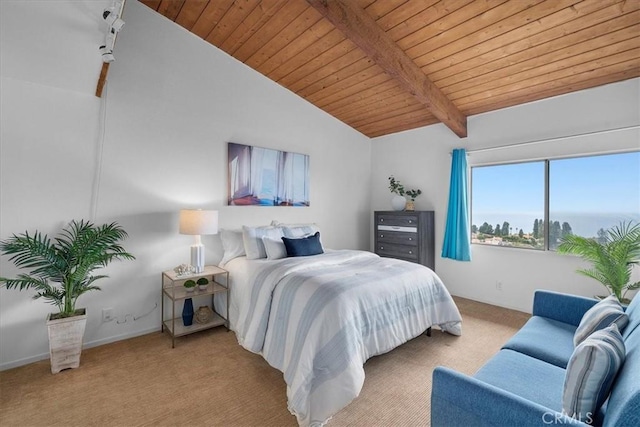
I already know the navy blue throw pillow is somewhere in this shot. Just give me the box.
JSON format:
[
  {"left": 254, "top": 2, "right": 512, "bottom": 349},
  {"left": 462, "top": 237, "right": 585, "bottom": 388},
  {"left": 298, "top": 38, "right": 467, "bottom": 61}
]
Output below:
[{"left": 282, "top": 232, "right": 324, "bottom": 257}]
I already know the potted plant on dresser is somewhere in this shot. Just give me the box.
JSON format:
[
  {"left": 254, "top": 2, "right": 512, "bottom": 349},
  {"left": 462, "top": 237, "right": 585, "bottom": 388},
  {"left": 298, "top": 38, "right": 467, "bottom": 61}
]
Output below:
[
  {"left": 405, "top": 189, "right": 422, "bottom": 211},
  {"left": 388, "top": 175, "right": 407, "bottom": 211},
  {"left": 0, "top": 220, "right": 134, "bottom": 373},
  {"left": 388, "top": 176, "right": 422, "bottom": 211}
]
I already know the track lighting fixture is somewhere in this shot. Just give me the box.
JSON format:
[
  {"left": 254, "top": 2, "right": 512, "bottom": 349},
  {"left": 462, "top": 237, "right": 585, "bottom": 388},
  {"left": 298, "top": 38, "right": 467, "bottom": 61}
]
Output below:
[
  {"left": 99, "top": 1, "right": 124, "bottom": 64},
  {"left": 103, "top": 2, "right": 124, "bottom": 33},
  {"left": 99, "top": 45, "right": 115, "bottom": 63}
]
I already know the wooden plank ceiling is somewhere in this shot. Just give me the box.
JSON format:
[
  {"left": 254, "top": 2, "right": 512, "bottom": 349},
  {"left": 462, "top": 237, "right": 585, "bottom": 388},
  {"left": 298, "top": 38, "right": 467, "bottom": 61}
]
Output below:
[{"left": 139, "top": 0, "right": 640, "bottom": 138}]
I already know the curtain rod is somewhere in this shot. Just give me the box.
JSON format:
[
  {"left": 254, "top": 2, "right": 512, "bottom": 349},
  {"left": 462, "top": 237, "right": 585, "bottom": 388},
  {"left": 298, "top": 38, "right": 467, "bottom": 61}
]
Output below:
[{"left": 460, "top": 125, "right": 639, "bottom": 155}]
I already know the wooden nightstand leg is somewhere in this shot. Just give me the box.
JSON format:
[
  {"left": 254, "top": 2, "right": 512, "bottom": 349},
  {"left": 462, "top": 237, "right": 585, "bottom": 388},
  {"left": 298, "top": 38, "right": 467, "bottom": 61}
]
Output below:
[{"left": 172, "top": 298, "right": 175, "bottom": 348}]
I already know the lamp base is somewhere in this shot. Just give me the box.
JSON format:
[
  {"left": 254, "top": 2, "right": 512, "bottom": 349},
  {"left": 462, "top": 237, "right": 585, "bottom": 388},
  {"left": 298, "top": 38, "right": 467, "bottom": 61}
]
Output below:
[{"left": 190, "top": 244, "right": 204, "bottom": 273}]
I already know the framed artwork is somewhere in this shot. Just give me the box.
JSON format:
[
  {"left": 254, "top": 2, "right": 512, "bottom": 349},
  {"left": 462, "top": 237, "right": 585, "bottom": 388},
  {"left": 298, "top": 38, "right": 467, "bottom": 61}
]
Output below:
[{"left": 227, "top": 142, "right": 310, "bottom": 206}]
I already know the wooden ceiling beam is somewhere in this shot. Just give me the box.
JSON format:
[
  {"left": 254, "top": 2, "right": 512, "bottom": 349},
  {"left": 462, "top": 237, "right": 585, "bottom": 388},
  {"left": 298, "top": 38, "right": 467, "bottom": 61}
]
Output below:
[{"left": 306, "top": 0, "right": 467, "bottom": 138}]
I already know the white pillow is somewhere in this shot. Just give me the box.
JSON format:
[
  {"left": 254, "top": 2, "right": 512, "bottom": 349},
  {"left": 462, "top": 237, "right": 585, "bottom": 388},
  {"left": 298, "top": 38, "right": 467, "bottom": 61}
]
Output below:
[
  {"left": 219, "top": 229, "right": 245, "bottom": 266},
  {"left": 242, "top": 225, "right": 284, "bottom": 260},
  {"left": 262, "top": 236, "right": 287, "bottom": 260}
]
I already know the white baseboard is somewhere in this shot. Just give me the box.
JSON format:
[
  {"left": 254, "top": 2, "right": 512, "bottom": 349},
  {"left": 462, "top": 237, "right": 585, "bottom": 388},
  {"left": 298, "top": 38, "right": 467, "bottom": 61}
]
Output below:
[
  {"left": 0, "top": 326, "right": 160, "bottom": 372},
  {"left": 451, "top": 291, "right": 532, "bottom": 314}
]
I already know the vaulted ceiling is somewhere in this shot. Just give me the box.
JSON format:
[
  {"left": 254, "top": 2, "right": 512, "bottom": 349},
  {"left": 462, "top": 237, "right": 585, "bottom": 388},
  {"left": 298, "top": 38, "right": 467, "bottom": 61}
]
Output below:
[{"left": 139, "top": 0, "right": 640, "bottom": 138}]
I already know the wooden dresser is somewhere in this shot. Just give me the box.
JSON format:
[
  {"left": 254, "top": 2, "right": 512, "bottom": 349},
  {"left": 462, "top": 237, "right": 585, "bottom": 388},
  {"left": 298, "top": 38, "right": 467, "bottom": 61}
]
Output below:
[{"left": 374, "top": 210, "right": 435, "bottom": 271}]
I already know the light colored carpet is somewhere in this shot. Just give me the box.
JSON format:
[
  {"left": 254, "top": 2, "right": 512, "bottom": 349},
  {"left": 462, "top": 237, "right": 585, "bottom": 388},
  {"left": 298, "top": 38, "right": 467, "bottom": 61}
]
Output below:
[{"left": 0, "top": 297, "right": 529, "bottom": 427}]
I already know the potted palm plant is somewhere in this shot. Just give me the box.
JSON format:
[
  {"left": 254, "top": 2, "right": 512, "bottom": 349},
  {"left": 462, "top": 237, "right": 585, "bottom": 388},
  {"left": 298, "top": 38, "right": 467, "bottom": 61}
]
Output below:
[
  {"left": 0, "top": 220, "right": 134, "bottom": 373},
  {"left": 557, "top": 221, "right": 640, "bottom": 304}
]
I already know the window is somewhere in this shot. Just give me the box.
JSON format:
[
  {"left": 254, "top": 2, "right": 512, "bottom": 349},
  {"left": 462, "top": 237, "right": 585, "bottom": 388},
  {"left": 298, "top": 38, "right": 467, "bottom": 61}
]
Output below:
[
  {"left": 472, "top": 161, "right": 546, "bottom": 249},
  {"left": 471, "top": 151, "right": 640, "bottom": 250},
  {"left": 549, "top": 152, "right": 640, "bottom": 250}
]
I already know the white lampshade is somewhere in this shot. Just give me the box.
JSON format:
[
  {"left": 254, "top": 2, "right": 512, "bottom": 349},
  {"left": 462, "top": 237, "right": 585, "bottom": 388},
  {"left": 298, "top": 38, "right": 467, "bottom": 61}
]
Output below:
[{"left": 179, "top": 210, "right": 218, "bottom": 236}]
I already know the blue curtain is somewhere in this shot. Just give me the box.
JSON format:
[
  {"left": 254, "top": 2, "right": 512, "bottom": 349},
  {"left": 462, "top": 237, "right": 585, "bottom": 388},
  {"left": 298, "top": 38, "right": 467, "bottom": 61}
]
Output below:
[{"left": 442, "top": 149, "right": 471, "bottom": 261}]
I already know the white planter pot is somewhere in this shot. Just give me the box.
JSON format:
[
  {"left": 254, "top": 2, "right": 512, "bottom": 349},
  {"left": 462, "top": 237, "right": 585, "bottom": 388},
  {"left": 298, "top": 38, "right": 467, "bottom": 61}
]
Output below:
[
  {"left": 47, "top": 309, "right": 87, "bottom": 374},
  {"left": 391, "top": 195, "right": 407, "bottom": 211}
]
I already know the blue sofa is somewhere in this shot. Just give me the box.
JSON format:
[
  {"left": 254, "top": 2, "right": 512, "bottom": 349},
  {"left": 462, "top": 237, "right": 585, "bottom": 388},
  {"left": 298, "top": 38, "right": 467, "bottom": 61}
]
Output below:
[{"left": 431, "top": 290, "right": 640, "bottom": 426}]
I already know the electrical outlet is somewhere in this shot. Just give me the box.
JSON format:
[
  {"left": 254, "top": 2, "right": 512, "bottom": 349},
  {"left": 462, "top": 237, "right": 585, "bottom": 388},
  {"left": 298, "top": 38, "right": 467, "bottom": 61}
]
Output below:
[
  {"left": 102, "top": 308, "right": 114, "bottom": 322},
  {"left": 496, "top": 281, "right": 503, "bottom": 291}
]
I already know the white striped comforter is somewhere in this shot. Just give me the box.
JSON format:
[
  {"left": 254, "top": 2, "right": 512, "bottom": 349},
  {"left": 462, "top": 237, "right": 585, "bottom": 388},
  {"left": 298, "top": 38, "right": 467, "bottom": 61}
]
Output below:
[{"left": 234, "top": 250, "right": 462, "bottom": 426}]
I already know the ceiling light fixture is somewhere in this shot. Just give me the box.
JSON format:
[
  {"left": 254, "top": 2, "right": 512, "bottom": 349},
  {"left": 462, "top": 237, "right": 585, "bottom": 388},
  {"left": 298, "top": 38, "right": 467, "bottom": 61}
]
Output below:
[
  {"left": 99, "top": 1, "right": 125, "bottom": 63},
  {"left": 99, "top": 45, "right": 115, "bottom": 63},
  {"left": 103, "top": 2, "right": 125, "bottom": 33}
]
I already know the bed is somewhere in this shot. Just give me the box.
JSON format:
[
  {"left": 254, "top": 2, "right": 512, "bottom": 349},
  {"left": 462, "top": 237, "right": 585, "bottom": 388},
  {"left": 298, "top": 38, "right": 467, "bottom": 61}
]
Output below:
[{"left": 216, "top": 248, "right": 462, "bottom": 426}]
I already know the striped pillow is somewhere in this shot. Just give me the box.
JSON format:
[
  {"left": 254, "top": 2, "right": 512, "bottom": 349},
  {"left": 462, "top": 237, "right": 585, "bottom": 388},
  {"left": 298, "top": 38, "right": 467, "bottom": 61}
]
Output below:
[
  {"left": 563, "top": 324, "right": 625, "bottom": 421},
  {"left": 282, "top": 224, "right": 320, "bottom": 238},
  {"left": 242, "top": 226, "right": 284, "bottom": 260},
  {"left": 573, "top": 295, "right": 628, "bottom": 346},
  {"left": 261, "top": 236, "right": 287, "bottom": 260}
]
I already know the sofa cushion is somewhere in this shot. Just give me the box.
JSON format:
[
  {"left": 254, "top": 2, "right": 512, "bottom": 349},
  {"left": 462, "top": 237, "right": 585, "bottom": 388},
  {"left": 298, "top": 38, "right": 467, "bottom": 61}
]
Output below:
[
  {"left": 533, "top": 290, "right": 599, "bottom": 327},
  {"left": 474, "top": 349, "right": 566, "bottom": 412},
  {"left": 502, "top": 316, "right": 576, "bottom": 368},
  {"left": 563, "top": 324, "right": 625, "bottom": 423},
  {"left": 574, "top": 295, "right": 628, "bottom": 346},
  {"left": 604, "top": 323, "right": 640, "bottom": 427},
  {"left": 622, "top": 293, "right": 640, "bottom": 340}
]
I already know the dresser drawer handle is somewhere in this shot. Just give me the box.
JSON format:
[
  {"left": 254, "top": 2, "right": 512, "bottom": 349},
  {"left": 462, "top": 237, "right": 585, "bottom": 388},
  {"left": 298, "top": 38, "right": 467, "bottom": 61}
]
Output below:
[
  {"left": 408, "top": 250, "right": 413, "bottom": 254},
  {"left": 408, "top": 237, "right": 412, "bottom": 241},
  {"left": 408, "top": 220, "right": 413, "bottom": 224},
  {"left": 380, "top": 218, "right": 384, "bottom": 222},
  {"left": 380, "top": 234, "right": 384, "bottom": 238},
  {"left": 380, "top": 246, "right": 384, "bottom": 250}
]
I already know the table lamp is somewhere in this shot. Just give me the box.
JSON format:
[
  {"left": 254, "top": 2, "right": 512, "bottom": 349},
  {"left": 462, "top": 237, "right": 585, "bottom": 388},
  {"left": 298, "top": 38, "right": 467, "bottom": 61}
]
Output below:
[{"left": 179, "top": 209, "right": 218, "bottom": 273}]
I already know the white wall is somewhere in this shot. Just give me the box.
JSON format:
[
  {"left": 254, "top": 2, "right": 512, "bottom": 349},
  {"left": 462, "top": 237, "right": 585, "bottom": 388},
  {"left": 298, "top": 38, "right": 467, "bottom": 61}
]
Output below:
[
  {"left": 371, "top": 78, "right": 640, "bottom": 313},
  {"left": 0, "top": 0, "right": 370, "bottom": 370}
]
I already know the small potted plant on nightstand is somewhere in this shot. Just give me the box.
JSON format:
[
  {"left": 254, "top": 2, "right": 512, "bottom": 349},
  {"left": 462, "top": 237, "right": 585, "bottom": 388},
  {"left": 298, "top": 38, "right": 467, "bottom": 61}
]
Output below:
[
  {"left": 197, "top": 277, "right": 209, "bottom": 291},
  {"left": 184, "top": 279, "right": 196, "bottom": 293}
]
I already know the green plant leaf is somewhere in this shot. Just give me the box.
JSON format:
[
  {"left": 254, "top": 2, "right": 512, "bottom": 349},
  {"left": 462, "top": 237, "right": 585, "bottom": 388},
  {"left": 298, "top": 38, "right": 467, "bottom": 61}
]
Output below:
[
  {"left": 558, "top": 220, "right": 640, "bottom": 302},
  {"left": 0, "top": 220, "right": 134, "bottom": 316}
]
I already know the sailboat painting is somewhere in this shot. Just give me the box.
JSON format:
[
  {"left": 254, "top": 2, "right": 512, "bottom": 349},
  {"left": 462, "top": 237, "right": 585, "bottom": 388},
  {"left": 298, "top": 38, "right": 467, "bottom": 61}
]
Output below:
[{"left": 227, "top": 142, "right": 310, "bottom": 207}]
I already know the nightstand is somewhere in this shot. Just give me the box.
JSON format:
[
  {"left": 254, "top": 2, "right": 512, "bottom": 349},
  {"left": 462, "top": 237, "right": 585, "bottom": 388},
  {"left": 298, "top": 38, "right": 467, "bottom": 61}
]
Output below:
[{"left": 161, "top": 265, "right": 229, "bottom": 348}]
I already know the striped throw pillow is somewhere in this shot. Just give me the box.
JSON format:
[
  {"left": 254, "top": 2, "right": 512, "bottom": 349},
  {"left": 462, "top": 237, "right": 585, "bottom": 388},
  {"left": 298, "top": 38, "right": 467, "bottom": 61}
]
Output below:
[
  {"left": 282, "top": 224, "right": 320, "bottom": 238},
  {"left": 574, "top": 295, "right": 628, "bottom": 346},
  {"left": 242, "top": 226, "right": 284, "bottom": 260},
  {"left": 563, "top": 324, "right": 625, "bottom": 421}
]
